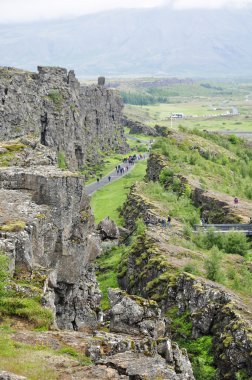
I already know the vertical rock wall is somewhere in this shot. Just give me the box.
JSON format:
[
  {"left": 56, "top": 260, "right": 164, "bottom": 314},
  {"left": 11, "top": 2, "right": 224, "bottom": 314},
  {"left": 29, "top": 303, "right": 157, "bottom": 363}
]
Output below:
[
  {"left": 0, "top": 66, "right": 126, "bottom": 170},
  {"left": 0, "top": 166, "right": 101, "bottom": 330}
]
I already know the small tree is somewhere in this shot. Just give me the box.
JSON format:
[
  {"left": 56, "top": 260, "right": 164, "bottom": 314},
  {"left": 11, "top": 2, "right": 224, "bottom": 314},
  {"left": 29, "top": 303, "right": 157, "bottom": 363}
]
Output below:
[
  {"left": 204, "top": 246, "right": 223, "bottom": 282},
  {"left": 222, "top": 231, "right": 249, "bottom": 256}
]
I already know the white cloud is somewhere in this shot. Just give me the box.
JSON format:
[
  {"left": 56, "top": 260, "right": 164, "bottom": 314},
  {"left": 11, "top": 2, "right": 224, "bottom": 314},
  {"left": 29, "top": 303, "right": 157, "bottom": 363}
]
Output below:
[
  {"left": 0, "top": 0, "right": 251, "bottom": 23},
  {"left": 0, "top": 0, "right": 164, "bottom": 23},
  {"left": 172, "top": 0, "right": 252, "bottom": 9}
]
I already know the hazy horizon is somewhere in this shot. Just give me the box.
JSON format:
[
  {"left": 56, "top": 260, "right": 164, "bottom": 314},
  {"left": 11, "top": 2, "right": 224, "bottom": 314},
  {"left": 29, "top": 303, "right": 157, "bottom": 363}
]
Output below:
[{"left": 1, "top": 0, "right": 252, "bottom": 23}]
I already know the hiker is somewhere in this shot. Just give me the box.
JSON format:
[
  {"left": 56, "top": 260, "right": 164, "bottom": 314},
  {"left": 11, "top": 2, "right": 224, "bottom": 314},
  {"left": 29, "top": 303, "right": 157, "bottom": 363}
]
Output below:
[
  {"left": 167, "top": 216, "right": 171, "bottom": 227},
  {"left": 115, "top": 166, "right": 118, "bottom": 171},
  {"left": 234, "top": 197, "right": 239, "bottom": 207},
  {"left": 161, "top": 219, "right": 166, "bottom": 228},
  {"left": 200, "top": 217, "right": 205, "bottom": 225},
  {"left": 96, "top": 178, "right": 99, "bottom": 183},
  {"left": 126, "top": 165, "right": 129, "bottom": 171},
  {"left": 249, "top": 217, "right": 252, "bottom": 224},
  {"left": 108, "top": 175, "right": 111, "bottom": 182}
]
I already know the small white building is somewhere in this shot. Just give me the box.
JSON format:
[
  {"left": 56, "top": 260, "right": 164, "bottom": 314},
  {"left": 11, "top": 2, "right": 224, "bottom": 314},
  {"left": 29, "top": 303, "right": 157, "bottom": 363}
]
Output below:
[{"left": 171, "top": 113, "right": 184, "bottom": 119}]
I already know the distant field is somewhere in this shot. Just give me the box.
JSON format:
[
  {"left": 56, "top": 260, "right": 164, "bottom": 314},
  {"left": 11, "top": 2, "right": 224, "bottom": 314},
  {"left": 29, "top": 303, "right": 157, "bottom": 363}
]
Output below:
[{"left": 119, "top": 77, "right": 252, "bottom": 134}]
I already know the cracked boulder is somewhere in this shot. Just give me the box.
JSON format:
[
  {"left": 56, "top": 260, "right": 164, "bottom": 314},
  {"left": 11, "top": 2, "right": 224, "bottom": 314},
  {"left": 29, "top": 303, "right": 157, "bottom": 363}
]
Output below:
[
  {"left": 108, "top": 288, "right": 166, "bottom": 339},
  {"left": 97, "top": 217, "right": 120, "bottom": 241},
  {"left": 102, "top": 351, "right": 194, "bottom": 380}
]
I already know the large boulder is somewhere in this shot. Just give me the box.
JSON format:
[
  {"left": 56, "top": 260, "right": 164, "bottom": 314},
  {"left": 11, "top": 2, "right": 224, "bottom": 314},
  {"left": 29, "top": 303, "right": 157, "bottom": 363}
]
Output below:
[
  {"left": 97, "top": 217, "right": 120, "bottom": 241},
  {"left": 108, "top": 288, "right": 165, "bottom": 339}
]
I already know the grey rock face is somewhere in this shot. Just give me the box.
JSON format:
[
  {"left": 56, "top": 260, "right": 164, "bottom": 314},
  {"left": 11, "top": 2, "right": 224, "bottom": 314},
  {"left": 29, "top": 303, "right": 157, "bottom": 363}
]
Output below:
[
  {"left": 98, "top": 76, "right": 105, "bottom": 86},
  {"left": 0, "top": 66, "right": 127, "bottom": 170},
  {"left": 97, "top": 217, "right": 120, "bottom": 241},
  {"left": 0, "top": 166, "right": 101, "bottom": 330},
  {"left": 102, "top": 351, "right": 193, "bottom": 380},
  {"left": 109, "top": 288, "right": 165, "bottom": 339},
  {"left": 119, "top": 233, "right": 252, "bottom": 379},
  {"left": 123, "top": 117, "right": 169, "bottom": 137}
]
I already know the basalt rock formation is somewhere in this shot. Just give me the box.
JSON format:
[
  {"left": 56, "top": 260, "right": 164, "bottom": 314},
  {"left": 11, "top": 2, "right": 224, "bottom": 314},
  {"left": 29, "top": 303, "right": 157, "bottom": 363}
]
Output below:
[
  {"left": 0, "top": 65, "right": 128, "bottom": 331},
  {"left": 123, "top": 117, "right": 169, "bottom": 137},
  {"left": 119, "top": 175, "right": 252, "bottom": 379},
  {"left": 0, "top": 66, "right": 127, "bottom": 170},
  {"left": 0, "top": 165, "right": 101, "bottom": 330}
]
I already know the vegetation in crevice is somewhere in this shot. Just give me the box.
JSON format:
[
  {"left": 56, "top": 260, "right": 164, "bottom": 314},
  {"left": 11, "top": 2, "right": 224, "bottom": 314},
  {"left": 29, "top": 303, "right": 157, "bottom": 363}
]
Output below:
[
  {"left": 166, "top": 306, "right": 217, "bottom": 380},
  {"left": 0, "top": 252, "right": 53, "bottom": 329},
  {"left": 57, "top": 150, "right": 67, "bottom": 169}
]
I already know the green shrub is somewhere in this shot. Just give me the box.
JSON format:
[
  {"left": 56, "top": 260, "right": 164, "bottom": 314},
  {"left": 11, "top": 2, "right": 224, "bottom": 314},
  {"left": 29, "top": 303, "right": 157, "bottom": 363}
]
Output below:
[
  {"left": 204, "top": 246, "right": 223, "bottom": 281},
  {"left": 228, "top": 134, "right": 240, "bottom": 144},
  {"left": 222, "top": 232, "right": 249, "bottom": 256},
  {"left": 182, "top": 336, "right": 217, "bottom": 380},
  {"left": 159, "top": 167, "right": 174, "bottom": 185}
]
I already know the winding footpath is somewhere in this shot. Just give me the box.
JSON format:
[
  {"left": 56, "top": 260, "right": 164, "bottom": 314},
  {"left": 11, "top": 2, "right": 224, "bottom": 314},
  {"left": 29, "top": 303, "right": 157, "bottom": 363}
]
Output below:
[{"left": 85, "top": 135, "right": 152, "bottom": 195}]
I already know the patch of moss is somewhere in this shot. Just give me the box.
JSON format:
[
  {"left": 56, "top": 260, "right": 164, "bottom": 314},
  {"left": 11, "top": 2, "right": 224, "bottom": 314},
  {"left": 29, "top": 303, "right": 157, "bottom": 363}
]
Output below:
[
  {"left": 35, "top": 214, "right": 46, "bottom": 219},
  {"left": 223, "top": 334, "right": 234, "bottom": 348},
  {"left": 0, "top": 220, "right": 26, "bottom": 232},
  {"left": 3, "top": 143, "right": 26, "bottom": 152}
]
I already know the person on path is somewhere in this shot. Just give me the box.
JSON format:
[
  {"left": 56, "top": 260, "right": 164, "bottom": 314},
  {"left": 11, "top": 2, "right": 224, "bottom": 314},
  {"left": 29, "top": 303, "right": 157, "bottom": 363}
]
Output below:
[
  {"left": 108, "top": 176, "right": 111, "bottom": 182},
  {"left": 234, "top": 197, "right": 239, "bottom": 207},
  {"left": 167, "top": 216, "right": 171, "bottom": 227},
  {"left": 96, "top": 178, "right": 99, "bottom": 183}
]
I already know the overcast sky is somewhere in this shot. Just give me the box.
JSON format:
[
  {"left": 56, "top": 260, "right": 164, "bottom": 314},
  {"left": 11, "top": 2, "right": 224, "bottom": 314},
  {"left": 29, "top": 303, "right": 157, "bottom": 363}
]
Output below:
[{"left": 1, "top": 0, "right": 252, "bottom": 23}]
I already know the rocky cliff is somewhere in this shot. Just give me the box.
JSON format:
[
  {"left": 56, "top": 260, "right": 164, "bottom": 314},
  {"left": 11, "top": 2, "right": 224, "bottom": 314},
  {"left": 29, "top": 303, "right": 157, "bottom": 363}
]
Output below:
[
  {"left": 118, "top": 176, "right": 252, "bottom": 379},
  {"left": 0, "top": 66, "right": 127, "bottom": 170},
  {"left": 119, "top": 236, "right": 252, "bottom": 378},
  {"left": 0, "top": 65, "right": 128, "bottom": 330},
  {"left": 0, "top": 164, "right": 101, "bottom": 330}
]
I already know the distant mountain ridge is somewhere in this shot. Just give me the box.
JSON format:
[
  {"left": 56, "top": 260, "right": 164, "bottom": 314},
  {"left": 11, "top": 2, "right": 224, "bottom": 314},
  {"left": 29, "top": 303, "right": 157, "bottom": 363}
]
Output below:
[{"left": 0, "top": 7, "right": 252, "bottom": 77}]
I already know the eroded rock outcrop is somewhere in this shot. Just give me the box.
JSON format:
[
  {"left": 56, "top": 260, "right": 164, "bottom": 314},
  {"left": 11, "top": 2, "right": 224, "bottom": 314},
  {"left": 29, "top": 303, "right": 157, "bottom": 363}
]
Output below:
[
  {"left": 118, "top": 233, "right": 252, "bottom": 379},
  {"left": 0, "top": 66, "right": 127, "bottom": 170},
  {"left": 109, "top": 288, "right": 166, "bottom": 338},
  {"left": 123, "top": 117, "right": 169, "bottom": 137},
  {"left": 0, "top": 165, "right": 101, "bottom": 330}
]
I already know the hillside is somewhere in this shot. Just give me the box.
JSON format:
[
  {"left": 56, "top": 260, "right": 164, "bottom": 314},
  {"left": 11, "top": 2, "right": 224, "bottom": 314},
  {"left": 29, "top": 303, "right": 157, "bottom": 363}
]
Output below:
[{"left": 1, "top": 8, "right": 252, "bottom": 77}]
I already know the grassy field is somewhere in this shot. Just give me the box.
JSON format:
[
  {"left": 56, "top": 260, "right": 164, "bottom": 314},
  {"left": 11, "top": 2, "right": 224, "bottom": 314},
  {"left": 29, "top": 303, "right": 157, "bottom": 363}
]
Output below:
[
  {"left": 125, "top": 103, "right": 252, "bottom": 133},
  {"left": 120, "top": 77, "right": 252, "bottom": 134},
  {"left": 91, "top": 160, "right": 147, "bottom": 225}
]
